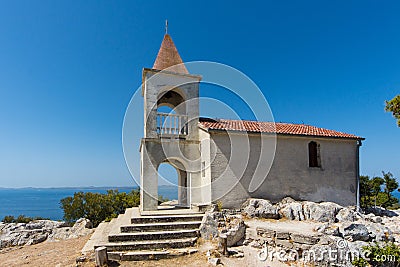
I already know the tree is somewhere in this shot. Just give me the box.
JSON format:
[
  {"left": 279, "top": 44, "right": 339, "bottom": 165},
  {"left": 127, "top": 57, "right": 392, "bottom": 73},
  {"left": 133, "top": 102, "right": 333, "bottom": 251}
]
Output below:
[
  {"left": 385, "top": 95, "right": 400, "bottom": 126},
  {"left": 381, "top": 171, "right": 399, "bottom": 208},
  {"left": 358, "top": 172, "right": 399, "bottom": 210},
  {"left": 370, "top": 177, "right": 384, "bottom": 207},
  {"left": 360, "top": 175, "right": 372, "bottom": 209},
  {"left": 60, "top": 189, "right": 142, "bottom": 227}
]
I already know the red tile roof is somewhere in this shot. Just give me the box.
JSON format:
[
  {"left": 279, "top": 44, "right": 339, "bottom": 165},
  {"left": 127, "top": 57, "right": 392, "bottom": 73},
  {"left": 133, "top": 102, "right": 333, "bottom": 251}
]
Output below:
[
  {"left": 152, "top": 34, "right": 189, "bottom": 74},
  {"left": 199, "top": 118, "right": 364, "bottom": 140}
]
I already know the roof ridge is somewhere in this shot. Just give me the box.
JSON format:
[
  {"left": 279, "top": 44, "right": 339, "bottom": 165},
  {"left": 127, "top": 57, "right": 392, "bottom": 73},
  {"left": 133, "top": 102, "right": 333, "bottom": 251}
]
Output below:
[{"left": 198, "top": 117, "right": 364, "bottom": 140}]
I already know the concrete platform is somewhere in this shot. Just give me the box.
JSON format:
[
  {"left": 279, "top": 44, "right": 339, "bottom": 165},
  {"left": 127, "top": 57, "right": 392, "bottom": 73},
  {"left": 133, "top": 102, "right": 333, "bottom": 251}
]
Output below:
[{"left": 139, "top": 206, "right": 204, "bottom": 216}]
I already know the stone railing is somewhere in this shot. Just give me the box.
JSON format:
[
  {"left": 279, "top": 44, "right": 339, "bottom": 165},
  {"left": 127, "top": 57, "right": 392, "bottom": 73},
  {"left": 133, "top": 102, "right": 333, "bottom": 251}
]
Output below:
[{"left": 156, "top": 112, "right": 188, "bottom": 135}]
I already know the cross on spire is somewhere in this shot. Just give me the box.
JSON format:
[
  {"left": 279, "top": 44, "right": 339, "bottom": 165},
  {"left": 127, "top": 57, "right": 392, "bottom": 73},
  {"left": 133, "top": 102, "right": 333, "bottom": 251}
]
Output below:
[{"left": 152, "top": 22, "right": 189, "bottom": 74}]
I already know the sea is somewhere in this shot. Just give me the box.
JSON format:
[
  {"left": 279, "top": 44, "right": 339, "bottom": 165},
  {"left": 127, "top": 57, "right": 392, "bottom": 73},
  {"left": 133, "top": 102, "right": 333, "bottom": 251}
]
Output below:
[{"left": 0, "top": 186, "right": 178, "bottom": 221}]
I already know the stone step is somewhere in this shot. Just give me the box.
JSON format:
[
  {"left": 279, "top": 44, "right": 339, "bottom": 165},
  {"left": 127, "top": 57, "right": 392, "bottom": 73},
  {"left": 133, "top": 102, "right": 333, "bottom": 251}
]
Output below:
[
  {"left": 120, "top": 221, "right": 202, "bottom": 233},
  {"left": 108, "top": 229, "right": 199, "bottom": 242},
  {"left": 131, "top": 214, "right": 204, "bottom": 224},
  {"left": 108, "top": 248, "right": 198, "bottom": 261},
  {"left": 96, "top": 237, "right": 197, "bottom": 251}
]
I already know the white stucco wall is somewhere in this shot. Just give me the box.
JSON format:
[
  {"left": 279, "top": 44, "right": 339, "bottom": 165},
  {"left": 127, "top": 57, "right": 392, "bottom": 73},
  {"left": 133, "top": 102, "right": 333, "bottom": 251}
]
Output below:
[
  {"left": 208, "top": 131, "right": 359, "bottom": 208},
  {"left": 199, "top": 128, "right": 212, "bottom": 205}
]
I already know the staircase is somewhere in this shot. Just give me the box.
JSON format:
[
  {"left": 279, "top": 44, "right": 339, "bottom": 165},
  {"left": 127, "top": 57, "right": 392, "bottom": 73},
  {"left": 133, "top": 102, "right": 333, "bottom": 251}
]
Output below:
[{"left": 94, "top": 207, "right": 204, "bottom": 261}]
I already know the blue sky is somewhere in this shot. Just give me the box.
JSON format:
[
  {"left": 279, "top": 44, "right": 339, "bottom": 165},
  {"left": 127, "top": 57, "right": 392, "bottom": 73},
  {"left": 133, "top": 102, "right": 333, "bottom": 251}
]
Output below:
[{"left": 0, "top": 0, "right": 399, "bottom": 187}]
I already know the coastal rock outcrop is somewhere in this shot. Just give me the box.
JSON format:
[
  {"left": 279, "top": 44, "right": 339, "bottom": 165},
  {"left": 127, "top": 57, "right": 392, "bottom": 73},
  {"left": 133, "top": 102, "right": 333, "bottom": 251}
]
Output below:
[{"left": 0, "top": 219, "right": 94, "bottom": 249}]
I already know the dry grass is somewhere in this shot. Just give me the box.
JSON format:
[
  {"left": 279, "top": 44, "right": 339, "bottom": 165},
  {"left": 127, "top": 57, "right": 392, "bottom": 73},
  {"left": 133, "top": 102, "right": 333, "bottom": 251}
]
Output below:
[{"left": 0, "top": 235, "right": 91, "bottom": 267}]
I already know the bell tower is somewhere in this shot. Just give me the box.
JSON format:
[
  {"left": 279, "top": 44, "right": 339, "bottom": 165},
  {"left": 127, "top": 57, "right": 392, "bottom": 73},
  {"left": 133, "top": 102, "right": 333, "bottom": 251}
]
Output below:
[{"left": 140, "top": 32, "right": 202, "bottom": 211}]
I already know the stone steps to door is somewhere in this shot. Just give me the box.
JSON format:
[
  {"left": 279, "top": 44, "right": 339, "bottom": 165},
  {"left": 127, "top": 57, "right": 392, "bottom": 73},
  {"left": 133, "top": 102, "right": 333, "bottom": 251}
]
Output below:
[
  {"left": 131, "top": 214, "right": 204, "bottom": 224},
  {"left": 107, "top": 248, "right": 198, "bottom": 261},
  {"left": 96, "top": 237, "right": 197, "bottom": 252},
  {"left": 89, "top": 207, "right": 205, "bottom": 261},
  {"left": 108, "top": 229, "right": 199, "bottom": 242},
  {"left": 120, "top": 220, "right": 202, "bottom": 232}
]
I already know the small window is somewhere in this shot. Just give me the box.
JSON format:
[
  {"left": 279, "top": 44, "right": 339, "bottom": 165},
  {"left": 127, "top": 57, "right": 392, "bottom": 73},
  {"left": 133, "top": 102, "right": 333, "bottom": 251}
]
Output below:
[
  {"left": 201, "top": 161, "right": 206, "bottom": 177},
  {"left": 308, "top": 141, "right": 321, "bottom": 167}
]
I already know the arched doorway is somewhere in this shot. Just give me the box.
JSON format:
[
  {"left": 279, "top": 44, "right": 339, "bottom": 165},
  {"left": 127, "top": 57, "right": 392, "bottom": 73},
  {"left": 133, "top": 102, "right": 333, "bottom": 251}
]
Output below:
[
  {"left": 158, "top": 163, "right": 178, "bottom": 205},
  {"left": 157, "top": 160, "right": 190, "bottom": 208}
]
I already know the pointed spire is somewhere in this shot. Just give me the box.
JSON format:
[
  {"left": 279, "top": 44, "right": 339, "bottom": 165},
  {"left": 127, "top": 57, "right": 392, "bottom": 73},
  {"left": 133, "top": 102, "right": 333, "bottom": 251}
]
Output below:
[{"left": 152, "top": 25, "right": 189, "bottom": 74}]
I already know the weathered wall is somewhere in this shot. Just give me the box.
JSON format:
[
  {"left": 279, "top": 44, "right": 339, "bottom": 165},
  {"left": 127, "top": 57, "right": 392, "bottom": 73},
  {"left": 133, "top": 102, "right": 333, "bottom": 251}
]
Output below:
[
  {"left": 140, "top": 138, "right": 202, "bottom": 211},
  {"left": 199, "top": 128, "right": 212, "bottom": 205},
  {"left": 209, "top": 132, "right": 359, "bottom": 208}
]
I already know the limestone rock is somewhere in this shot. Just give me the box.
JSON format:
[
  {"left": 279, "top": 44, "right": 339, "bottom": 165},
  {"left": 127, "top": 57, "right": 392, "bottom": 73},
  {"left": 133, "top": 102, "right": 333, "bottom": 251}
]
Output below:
[
  {"left": 366, "top": 223, "right": 394, "bottom": 242},
  {"left": 324, "top": 225, "right": 341, "bottom": 236},
  {"left": 365, "top": 207, "right": 399, "bottom": 217},
  {"left": 199, "top": 212, "right": 219, "bottom": 240},
  {"left": 365, "top": 214, "right": 383, "bottom": 224},
  {"left": 290, "top": 233, "right": 320, "bottom": 245},
  {"left": 224, "top": 216, "right": 246, "bottom": 247},
  {"left": 95, "top": 246, "right": 108, "bottom": 267},
  {"left": 47, "top": 218, "right": 94, "bottom": 241},
  {"left": 241, "top": 198, "right": 279, "bottom": 219},
  {"left": 336, "top": 207, "right": 357, "bottom": 222},
  {"left": 278, "top": 201, "right": 304, "bottom": 221},
  {"left": 303, "top": 201, "right": 342, "bottom": 222},
  {"left": 25, "top": 220, "right": 67, "bottom": 230},
  {"left": 208, "top": 257, "right": 220, "bottom": 266},
  {"left": 340, "top": 223, "right": 370, "bottom": 242}
]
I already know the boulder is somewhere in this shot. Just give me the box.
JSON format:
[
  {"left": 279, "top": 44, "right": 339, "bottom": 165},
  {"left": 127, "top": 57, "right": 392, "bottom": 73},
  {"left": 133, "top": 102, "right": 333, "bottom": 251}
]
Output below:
[
  {"left": 241, "top": 198, "right": 279, "bottom": 219},
  {"left": 224, "top": 216, "right": 246, "bottom": 247},
  {"left": 278, "top": 196, "right": 297, "bottom": 206},
  {"left": 336, "top": 207, "right": 357, "bottom": 222},
  {"left": 290, "top": 233, "right": 320, "bottom": 245},
  {"left": 366, "top": 223, "right": 394, "bottom": 242},
  {"left": 303, "top": 201, "right": 342, "bottom": 222},
  {"left": 47, "top": 219, "right": 94, "bottom": 241},
  {"left": 365, "top": 215, "right": 383, "bottom": 224},
  {"left": 199, "top": 212, "right": 219, "bottom": 239},
  {"left": 208, "top": 257, "right": 220, "bottom": 266},
  {"left": 340, "top": 223, "right": 370, "bottom": 242},
  {"left": 278, "top": 201, "right": 304, "bottom": 221},
  {"left": 324, "top": 225, "right": 341, "bottom": 236},
  {"left": 365, "top": 207, "right": 399, "bottom": 217}
]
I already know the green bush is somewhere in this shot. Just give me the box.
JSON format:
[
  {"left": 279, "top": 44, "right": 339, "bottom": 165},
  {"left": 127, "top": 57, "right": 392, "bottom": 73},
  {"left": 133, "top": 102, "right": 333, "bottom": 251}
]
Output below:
[
  {"left": 2, "top": 215, "right": 49, "bottom": 223},
  {"left": 60, "top": 189, "right": 142, "bottom": 227},
  {"left": 353, "top": 242, "right": 400, "bottom": 267}
]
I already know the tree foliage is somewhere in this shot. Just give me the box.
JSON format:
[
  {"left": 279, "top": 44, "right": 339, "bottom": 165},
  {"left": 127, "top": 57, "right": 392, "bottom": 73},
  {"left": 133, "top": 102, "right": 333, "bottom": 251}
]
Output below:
[
  {"left": 60, "top": 189, "right": 141, "bottom": 227},
  {"left": 385, "top": 95, "right": 400, "bottom": 127},
  {"left": 353, "top": 242, "right": 400, "bottom": 267},
  {"left": 360, "top": 172, "right": 399, "bottom": 210},
  {"left": 1, "top": 215, "right": 49, "bottom": 223}
]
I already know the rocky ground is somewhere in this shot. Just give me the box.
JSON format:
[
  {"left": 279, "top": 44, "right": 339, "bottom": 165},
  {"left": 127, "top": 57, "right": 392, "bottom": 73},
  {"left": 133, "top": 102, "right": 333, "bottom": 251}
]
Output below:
[
  {"left": 0, "top": 198, "right": 399, "bottom": 266},
  {"left": 0, "top": 218, "right": 94, "bottom": 248},
  {"left": 200, "top": 197, "right": 400, "bottom": 266}
]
